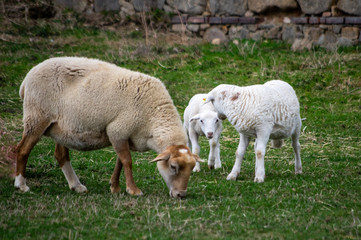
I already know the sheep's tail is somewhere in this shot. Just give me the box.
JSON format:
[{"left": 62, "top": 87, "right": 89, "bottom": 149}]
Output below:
[
  {"left": 271, "top": 139, "right": 284, "bottom": 148},
  {"left": 19, "top": 81, "right": 25, "bottom": 100}
]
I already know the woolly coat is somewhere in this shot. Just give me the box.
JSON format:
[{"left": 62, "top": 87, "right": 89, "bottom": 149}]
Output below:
[
  {"left": 20, "top": 57, "right": 187, "bottom": 153},
  {"left": 206, "top": 80, "right": 301, "bottom": 139}
]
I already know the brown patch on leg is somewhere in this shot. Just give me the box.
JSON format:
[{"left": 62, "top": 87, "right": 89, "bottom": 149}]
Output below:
[
  {"left": 110, "top": 157, "right": 122, "bottom": 193},
  {"left": 54, "top": 144, "right": 69, "bottom": 168},
  {"left": 256, "top": 150, "right": 263, "bottom": 159},
  {"left": 114, "top": 140, "right": 142, "bottom": 196}
]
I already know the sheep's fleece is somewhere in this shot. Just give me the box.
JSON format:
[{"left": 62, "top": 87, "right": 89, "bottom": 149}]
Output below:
[
  {"left": 20, "top": 57, "right": 187, "bottom": 153},
  {"left": 205, "top": 80, "right": 302, "bottom": 182}
]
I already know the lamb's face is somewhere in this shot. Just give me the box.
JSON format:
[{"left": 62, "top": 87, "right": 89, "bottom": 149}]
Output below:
[
  {"left": 190, "top": 111, "right": 221, "bottom": 139},
  {"left": 151, "top": 145, "right": 199, "bottom": 198}
]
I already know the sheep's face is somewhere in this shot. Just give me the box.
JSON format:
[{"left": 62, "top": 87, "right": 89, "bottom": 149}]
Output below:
[
  {"left": 190, "top": 112, "right": 221, "bottom": 139},
  {"left": 151, "top": 145, "right": 199, "bottom": 199}
]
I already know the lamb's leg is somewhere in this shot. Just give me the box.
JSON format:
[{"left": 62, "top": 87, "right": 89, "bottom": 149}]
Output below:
[
  {"left": 15, "top": 120, "right": 50, "bottom": 192},
  {"left": 214, "top": 140, "right": 222, "bottom": 169},
  {"left": 227, "top": 133, "right": 249, "bottom": 180},
  {"left": 254, "top": 133, "right": 270, "bottom": 183},
  {"left": 208, "top": 138, "right": 221, "bottom": 169},
  {"left": 109, "top": 157, "right": 122, "bottom": 193},
  {"left": 189, "top": 129, "right": 201, "bottom": 172},
  {"left": 55, "top": 144, "right": 87, "bottom": 193},
  {"left": 113, "top": 140, "right": 142, "bottom": 196},
  {"left": 292, "top": 131, "right": 302, "bottom": 174}
]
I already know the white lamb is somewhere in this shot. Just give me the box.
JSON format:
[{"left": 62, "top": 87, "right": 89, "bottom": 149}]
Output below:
[
  {"left": 204, "top": 80, "right": 302, "bottom": 182},
  {"left": 183, "top": 94, "right": 223, "bottom": 172},
  {"left": 15, "top": 57, "right": 201, "bottom": 198}
]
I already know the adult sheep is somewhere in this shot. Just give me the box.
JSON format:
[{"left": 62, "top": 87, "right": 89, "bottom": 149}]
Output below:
[
  {"left": 204, "top": 80, "right": 302, "bottom": 183},
  {"left": 15, "top": 57, "right": 201, "bottom": 198},
  {"left": 183, "top": 94, "right": 223, "bottom": 172}
]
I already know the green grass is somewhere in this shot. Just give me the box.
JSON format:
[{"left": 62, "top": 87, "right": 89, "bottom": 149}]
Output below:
[{"left": 0, "top": 18, "right": 360, "bottom": 239}]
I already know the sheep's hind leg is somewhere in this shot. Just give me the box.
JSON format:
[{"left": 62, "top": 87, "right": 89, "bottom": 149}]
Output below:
[
  {"left": 292, "top": 131, "right": 302, "bottom": 174},
  {"left": 109, "top": 157, "right": 122, "bottom": 193},
  {"left": 227, "top": 133, "right": 249, "bottom": 180},
  {"left": 189, "top": 129, "right": 201, "bottom": 172},
  {"left": 15, "top": 120, "right": 51, "bottom": 192},
  {"left": 55, "top": 144, "right": 87, "bottom": 193},
  {"left": 113, "top": 140, "right": 142, "bottom": 196}
]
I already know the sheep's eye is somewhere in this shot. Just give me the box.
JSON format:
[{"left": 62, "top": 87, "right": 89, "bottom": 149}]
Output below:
[
  {"left": 200, "top": 120, "right": 203, "bottom": 124},
  {"left": 216, "top": 119, "right": 219, "bottom": 123},
  {"left": 170, "top": 164, "right": 177, "bottom": 172}
]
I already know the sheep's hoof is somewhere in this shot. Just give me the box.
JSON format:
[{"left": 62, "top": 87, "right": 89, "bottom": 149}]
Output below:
[
  {"left": 192, "top": 166, "right": 201, "bottom": 172},
  {"left": 110, "top": 185, "right": 121, "bottom": 193},
  {"left": 126, "top": 187, "right": 143, "bottom": 196},
  {"left": 17, "top": 185, "right": 30, "bottom": 192},
  {"left": 72, "top": 184, "right": 88, "bottom": 193},
  {"left": 208, "top": 165, "right": 214, "bottom": 170},
  {"left": 226, "top": 173, "right": 238, "bottom": 181},
  {"left": 254, "top": 177, "right": 264, "bottom": 183},
  {"left": 214, "top": 164, "right": 222, "bottom": 169},
  {"left": 295, "top": 169, "right": 302, "bottom": 174}
]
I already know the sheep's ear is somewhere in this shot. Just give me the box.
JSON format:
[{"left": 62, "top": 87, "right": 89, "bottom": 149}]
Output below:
[
  {"left": 203, "top": 96, "right": 215, "bottom": 104},
  {"left": 190, "top": 114, "right": 200, "bottom": 122},
  {"left": 150, "top": 151, "right": 171, "bottom": 163},
  {"left": 193, "top": 154, "right": 204, "bottom": 163}
]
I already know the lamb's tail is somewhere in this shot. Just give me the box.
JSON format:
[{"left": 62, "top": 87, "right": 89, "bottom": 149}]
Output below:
[
  {"left": 271, "top": 139, "right": 284, "bottom": 148},
  {"left": 19, "top": 81, "right": 25, "bottom": 100}
]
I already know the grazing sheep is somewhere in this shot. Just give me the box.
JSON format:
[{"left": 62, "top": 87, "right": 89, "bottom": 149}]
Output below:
[
  {"left": 15, "top": 57, "right": 201, "bottom": 198},
  {"left": 205, "top": 80, "right": 302, "bottom": 182},
  {"left": 183, "top": 94, "right": 223, "bottom": 172}
]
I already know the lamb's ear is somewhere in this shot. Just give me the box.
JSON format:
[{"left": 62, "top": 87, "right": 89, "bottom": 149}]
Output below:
[
  {"left": 193, "top": 154, "right": 205, "bottom": 163},
  {"left": 203, "top": 96, "right": 215, "bottom": 104},
  {"left": 190, "top": 114, "right": 200, "bottom": 122},
  {"left": 150, "top": 151, "right": 171, "bottom": 163}
]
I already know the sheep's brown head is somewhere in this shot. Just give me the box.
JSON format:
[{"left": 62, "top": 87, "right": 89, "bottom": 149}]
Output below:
[{"left": 150, "top": 145, "right": 200, "bottom": 199}]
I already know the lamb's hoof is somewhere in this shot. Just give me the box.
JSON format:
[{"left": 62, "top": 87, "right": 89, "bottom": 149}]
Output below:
[
  {"left": 208, "top": 165, "right": 214, "bottom": 170},
  {"left": 14, "top": 175, "right": 30, "bottom": 192},
  {"left": 214, "top": 164, "right": 222, "bottom": 169},
  {"left": 192, "top": 166, "right": 201, "bottom": 172},
  {"left": 126, "top": 187, "right": 143, "bottom": 196},
  {"left": 17, "top": 185, "right": 30, "bottom": 192},
  {"left": 295, "top": 169, "right": 302, "bottom": 174},
  {"left": 226, "top": 173, "right": 238, "bottom": 181},
  {"left": 254, "top": 176, "right": 264, "bottom": 183},
  {"left": 110, "top": 185, "right": 121, "bottom": 193},
  {"left": 71, "top": 184, "right": 88, "bottom": 193}
]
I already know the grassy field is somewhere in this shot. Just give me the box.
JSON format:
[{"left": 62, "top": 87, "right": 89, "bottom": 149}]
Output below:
[{"left": 0, "top": 17, "right": 360, "bottom": 239}]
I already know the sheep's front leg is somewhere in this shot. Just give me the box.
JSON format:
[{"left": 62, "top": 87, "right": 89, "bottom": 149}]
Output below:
[
  {"left": 254, "top": 133, "right": 270, "bottom": 183},
  {"left": 55, "top": 144, "right": 87, "bottom": 193},
  {"left": 227, "top": 134, "right": 249, "bottom": 180},
  {"left": 208, "top": 138, "right": 221, "bottom": 169},
  {"left": 189, "top": 129, "right": 201, "bottom": 172},
  {"left": 109, "top": 157, "right": 122, "bottom": 193},
  {"left": 114, "top": 140, "right": 142, "bottom": 196}
]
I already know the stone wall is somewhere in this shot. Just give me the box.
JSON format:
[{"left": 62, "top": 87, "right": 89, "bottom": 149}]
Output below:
[{"left": 53, "top": 0, "right": 361, "bottom": 50}]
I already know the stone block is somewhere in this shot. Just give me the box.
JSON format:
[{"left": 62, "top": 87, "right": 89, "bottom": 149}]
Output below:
[
  {"left": 171, "top": 16, "right": 187, "bottom": 24},
  {"left": 309, "top": 17, "right": 319, "bottom": 24},
  {"left": 167, "top": 0, "right": 206, "bottom": 15},
  {"left": 291, "top": 17, "right": 308, "bottom": 24},
  {"left": 337, "top": 0, "right": 361, "bottom": 16},
  {"left": 248, "top": 0, "right": 298, "bottom": 13},
  {"left": 209, "top": 17, "right": 222, "bottom": 24},
  {"left": 209, "top": 0, "right": 247, "bottom": 16},
  {"left": 132, "top": 0, "right": 165, "bottom": 12},
  {"left": 238, "top": 17, "right": 257, "bottom": 24},
  {"left": 94, "top": 0, "right": 120, "bottom": 12},
  {"left": 187, "top": 24, "right": 200, "bottom": 32},
  {"left": 325, "top": 17, "right": 344, "bottom": 24},
  {"left": 54, "top": 0, "right": 87, "bottom": 13},
  {"left": 188, "top": 16, "right": 206, "bottom": 24},
  {"left": 341, "top": 27, "right": 360, "bottom": 40},
  {"left": 172, "top": 24, "right": 187, "bottom": 32},
  {"left": 297, "top": 0, "right": 333, "bottom": 15},
  {"left": 345, "top": 17, "right": 361, "bottom": 25},
  {"left": 203, "top": 26, "right": 228, "bottom": 43},
  {"left": 222, "top": 17, "right": 239, "bottom": 24}
]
